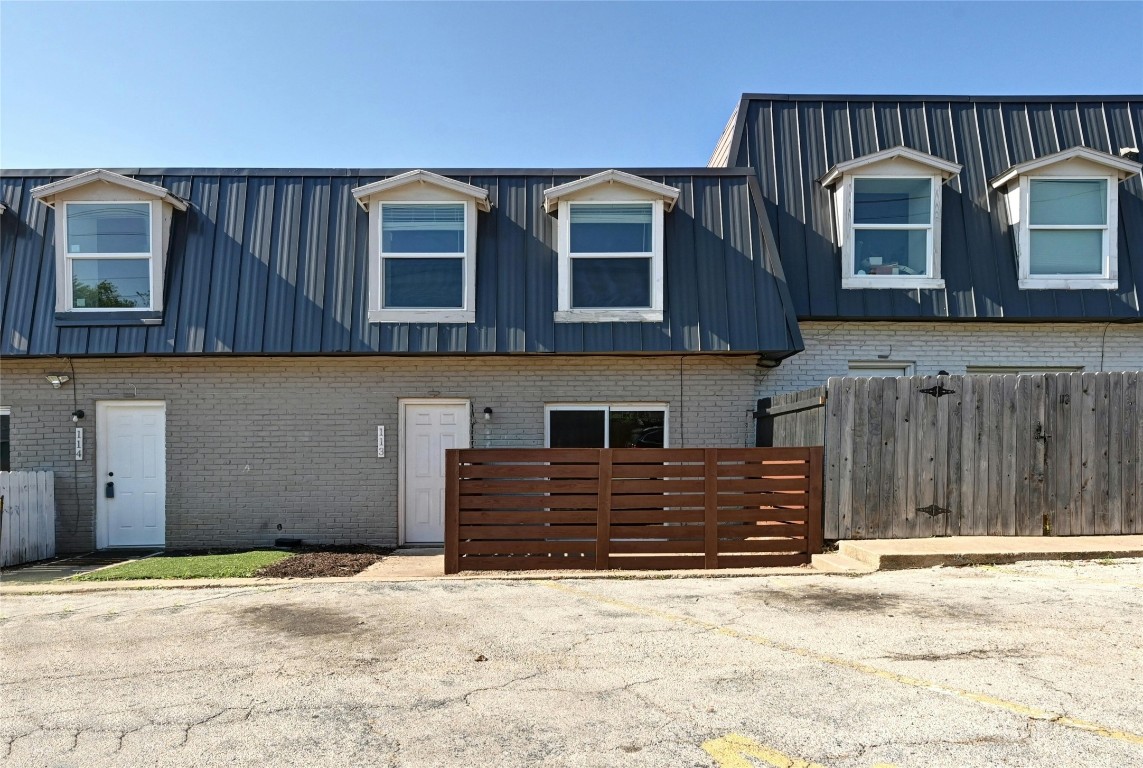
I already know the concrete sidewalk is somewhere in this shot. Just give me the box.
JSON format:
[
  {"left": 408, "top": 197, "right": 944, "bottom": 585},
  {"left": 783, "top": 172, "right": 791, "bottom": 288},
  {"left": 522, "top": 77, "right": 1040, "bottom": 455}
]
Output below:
[
  {"left": 839, "top": 535, "right": 1143, "bottom": 570},
  {"left": 2, "top": 536, "right": 1140, "bottom": 596}
]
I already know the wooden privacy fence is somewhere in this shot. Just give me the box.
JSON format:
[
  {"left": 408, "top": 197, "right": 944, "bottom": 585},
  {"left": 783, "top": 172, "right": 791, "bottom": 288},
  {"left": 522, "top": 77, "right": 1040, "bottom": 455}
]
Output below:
[
  {"left": 758, "top": 372, "right": 1142, "bottom": 539},
  {"left": 444, "top": 448, "right": 823, "bottom": 573},
  {"left": 0, "top": 471, "right": 56, "bottom": 567}
]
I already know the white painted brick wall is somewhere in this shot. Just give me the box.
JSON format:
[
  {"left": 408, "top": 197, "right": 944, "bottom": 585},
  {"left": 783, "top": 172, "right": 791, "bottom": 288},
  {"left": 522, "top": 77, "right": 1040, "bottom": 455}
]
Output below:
[
  {"left": 1, "top": 355, "right": 760, "bottom": 552},
  {"left": 761, "top": 321, "right": 1143, "bottom": 395}
]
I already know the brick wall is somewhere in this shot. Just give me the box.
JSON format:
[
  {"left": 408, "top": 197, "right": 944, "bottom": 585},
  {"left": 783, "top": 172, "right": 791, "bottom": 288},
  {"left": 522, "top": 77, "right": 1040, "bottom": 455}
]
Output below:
[
  {"left": 761, "top": 321, "right": 1143, "bottom": 396},
  {"left": 0, "top": 355, "right": 760, "bottom": 552}
]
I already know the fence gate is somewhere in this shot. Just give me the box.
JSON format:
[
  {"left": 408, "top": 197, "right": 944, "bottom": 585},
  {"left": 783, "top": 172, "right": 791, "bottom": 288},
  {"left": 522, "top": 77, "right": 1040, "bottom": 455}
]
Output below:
[
  {"left": 444, "top": 447, "right": 823, "bottom": 573},
  {"left": 759, "top": 372, "right": 1141, "bottom": 539}
]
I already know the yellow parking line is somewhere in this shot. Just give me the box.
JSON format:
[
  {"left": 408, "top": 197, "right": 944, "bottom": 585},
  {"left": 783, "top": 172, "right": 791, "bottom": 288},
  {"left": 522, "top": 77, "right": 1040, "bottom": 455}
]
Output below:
[
  {"left": 702, "top": 733, "right": 827, "bottom": 768},
  {"left": 545, "top": 582, "right": 1143, "bottom": 747}
]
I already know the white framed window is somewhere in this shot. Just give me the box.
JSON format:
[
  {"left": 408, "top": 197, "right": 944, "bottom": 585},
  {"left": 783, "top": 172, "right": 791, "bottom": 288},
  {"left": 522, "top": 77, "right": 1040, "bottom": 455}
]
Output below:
[
  {"left": 1017, "top": 176, "right": 1117, "bottom": 289},
  {"left": 842, "top": 175, "right": 944, "bottom": 289},
  {"left": 555, "top": 200, "right": 664, "bottom": 321},
  {"left": 847, "top": 361, "right": 916, "bottom": 378},
  {"left": 545, "top": 404, "right": 668, "bottom": 448},
  {"left": 63, "top": 201, "right": 155, "bottom": 311},
  {"left": 376, "top": 201, "right": 475, "bottom": 320}
]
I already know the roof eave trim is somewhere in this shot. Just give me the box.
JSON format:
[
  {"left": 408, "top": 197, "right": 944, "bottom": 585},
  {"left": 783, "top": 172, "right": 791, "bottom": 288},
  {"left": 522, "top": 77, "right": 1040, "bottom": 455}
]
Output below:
[
  {"left": 543, "top": 169, "right": 681, "bottom": 213},
  {"left": 30, "top": 168, "right": 188, "bottom": 211},
  {"left": 351, "top": 169, "right": 492, "bottom": 212},
  {"left": 989, "top": 146, "right": 1143, "bottom": 188},
  {"left": 819, "top": 146, "right": 962, "bottom": 187}
]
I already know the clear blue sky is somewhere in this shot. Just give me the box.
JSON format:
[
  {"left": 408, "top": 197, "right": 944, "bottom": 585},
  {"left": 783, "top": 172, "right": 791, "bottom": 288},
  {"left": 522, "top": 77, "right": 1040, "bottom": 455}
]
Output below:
[{"left": 2, "top": 1, "right": 1140, "bottom": 170}]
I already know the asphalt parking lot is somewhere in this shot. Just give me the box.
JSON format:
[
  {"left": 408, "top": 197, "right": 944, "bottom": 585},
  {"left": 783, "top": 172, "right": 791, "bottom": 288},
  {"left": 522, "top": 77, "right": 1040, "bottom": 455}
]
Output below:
[{"left": 1, "top": 559, "right": 1141, "bottom": 767}]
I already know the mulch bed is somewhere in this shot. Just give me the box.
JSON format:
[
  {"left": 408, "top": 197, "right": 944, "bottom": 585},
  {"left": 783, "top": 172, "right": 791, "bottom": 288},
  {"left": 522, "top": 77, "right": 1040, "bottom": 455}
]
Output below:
[{"left": 255, "top": 545, "right": 394, "bottom": 578}]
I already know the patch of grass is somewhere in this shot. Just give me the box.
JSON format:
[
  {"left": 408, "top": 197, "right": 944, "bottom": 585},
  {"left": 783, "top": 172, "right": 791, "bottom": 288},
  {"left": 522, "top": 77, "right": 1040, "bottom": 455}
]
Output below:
[{"left": 72, "top": 550, "right": 294, "bottom": 581}]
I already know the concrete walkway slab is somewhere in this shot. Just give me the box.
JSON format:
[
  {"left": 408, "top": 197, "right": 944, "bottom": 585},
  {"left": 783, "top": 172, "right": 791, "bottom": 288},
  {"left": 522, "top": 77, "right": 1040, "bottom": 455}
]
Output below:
[
  {"left": 840, "top": 535, "right": 1143, "bottom": 570},
  {"left": 0, "top": 549, "right": 160, "bottom": 584}
]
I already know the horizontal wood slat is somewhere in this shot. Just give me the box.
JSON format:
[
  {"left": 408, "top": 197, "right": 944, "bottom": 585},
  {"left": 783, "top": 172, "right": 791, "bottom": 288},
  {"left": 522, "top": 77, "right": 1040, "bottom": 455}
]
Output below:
[
  {"left": 459, "top": 540, "right": 595, "bottom": 555},
  {"left": 458, "top": 525, "right": 597, "bottom": 539},
  {"left": 460, "top": 479, "right": 599, "bottom": 494},
  {"left": 611, "top": 464, "right": 707, "bottom": 479},
  {"left": 446, "top": 447, "right": 824, "bottom": 573},
  {"left": 459, "top": 464, "right": 601, "bottom": 479},
  {"left": 719, "top": 538, "right": 807, "bottom": 553},
  {"left": 610, "top": 509, "right": 707, "bottom": 524},
  {"left": 610, "top": 539, "right": 706, "bottom": 554},
  {"left": 458, "top": 555, "right": 596, "bottom": 571},
  {"left": 715, "top": 554, "right": 811, "bottom": 568}
]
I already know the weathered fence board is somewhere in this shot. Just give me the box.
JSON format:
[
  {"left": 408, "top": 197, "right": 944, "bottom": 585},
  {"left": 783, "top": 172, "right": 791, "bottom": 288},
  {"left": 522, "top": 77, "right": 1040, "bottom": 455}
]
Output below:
[
  {"left": 0, "top": 471, "right": 56, "bottom": 567},
  {"left": 445, "top": 447, "right": 823, "bottom": 573},
  {"left": 759, "top": 372, "right": 1141, "bottom": 539}
]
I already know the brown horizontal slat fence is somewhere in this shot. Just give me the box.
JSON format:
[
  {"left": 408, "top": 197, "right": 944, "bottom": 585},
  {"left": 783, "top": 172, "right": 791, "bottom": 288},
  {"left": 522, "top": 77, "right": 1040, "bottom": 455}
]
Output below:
[
  {"left": 444, "top": 447, "right": 823, "bottom": 573},
  {"left": 759, "top": 371, "right": 1142, "bottom": 539}
]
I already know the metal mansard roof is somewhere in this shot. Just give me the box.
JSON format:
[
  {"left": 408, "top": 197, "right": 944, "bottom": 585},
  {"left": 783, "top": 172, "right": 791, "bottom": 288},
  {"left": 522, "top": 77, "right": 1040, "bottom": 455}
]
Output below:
[
  {"left": 719, "top": 95, "right": 1143, "bottom": 321},
  {"left": 0, "top": 167, "right": 803, "bottom": 358}
]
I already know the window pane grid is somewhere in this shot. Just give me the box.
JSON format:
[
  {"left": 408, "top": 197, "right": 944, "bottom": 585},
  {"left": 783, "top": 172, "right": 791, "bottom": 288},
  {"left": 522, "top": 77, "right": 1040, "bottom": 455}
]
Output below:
[{"left": 380, "top": 203, "right": 465, "bottom": 255}]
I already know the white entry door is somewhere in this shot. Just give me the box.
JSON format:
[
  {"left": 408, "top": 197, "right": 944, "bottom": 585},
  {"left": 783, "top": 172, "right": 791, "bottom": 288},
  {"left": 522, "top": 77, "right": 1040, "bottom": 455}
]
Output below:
[
  {"left": 96, "top": 402, "right": 166, "bottom": 548},
  {"left": 401, "top": 400, "right": 470, "bottom": 544}
]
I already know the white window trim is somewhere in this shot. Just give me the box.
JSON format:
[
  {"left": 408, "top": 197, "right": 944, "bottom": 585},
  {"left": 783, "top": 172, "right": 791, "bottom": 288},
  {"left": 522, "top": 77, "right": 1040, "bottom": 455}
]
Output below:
[
  {"left": 555, "top": 199, "right": 665, "bottom": 323},
  {"left": 544, "top": 403, "right": 670, "bottom": 448},
  {"left": 62, "top": 200, "right": 156, "bottom": 312},
  {"left": 841, "top": 174, "right": 945, "bottom": 290},
  {"left": 370, "top": 200, "right": 477, "bottom": 323},
  {"left": 847, "top": 361, "right": 916, "bottom": 377},
  {"left": 1016, "top": 175, "right": 1118, "bottom": 290}
]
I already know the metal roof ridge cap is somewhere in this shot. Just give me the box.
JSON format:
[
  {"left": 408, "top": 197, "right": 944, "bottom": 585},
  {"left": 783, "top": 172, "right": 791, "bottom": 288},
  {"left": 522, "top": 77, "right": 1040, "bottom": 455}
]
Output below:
[
  {"left": 1, "top": 166, "right": 758, "bottom": 178},
  {"left": 738, "top": 93, "right": 1143, "bottom": 103}
]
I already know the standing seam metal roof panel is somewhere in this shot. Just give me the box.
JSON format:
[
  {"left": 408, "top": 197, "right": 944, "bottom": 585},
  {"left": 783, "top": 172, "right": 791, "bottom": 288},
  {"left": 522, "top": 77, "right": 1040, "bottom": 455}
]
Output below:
[
  {"left": 0, "top": 168, "right": 802, "bottom": 358},
  {"left": 724, "top": 95, "right": 1143, "bottom": 321}
]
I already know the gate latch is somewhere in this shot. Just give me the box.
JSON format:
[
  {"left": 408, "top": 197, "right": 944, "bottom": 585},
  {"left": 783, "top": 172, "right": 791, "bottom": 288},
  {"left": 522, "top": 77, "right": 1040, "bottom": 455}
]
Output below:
[{"left": 919, "top": 384, "right": 956, "bottom": 399}]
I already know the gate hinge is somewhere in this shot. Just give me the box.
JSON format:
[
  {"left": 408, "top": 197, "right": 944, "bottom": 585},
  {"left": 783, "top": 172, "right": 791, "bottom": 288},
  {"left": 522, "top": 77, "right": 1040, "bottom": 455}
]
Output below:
[
  {"left": 919, "top": 385, "right": 956, "bottom": 399},
  {"left": 917, "top": 504, "right": 953, "bottom": 518}
]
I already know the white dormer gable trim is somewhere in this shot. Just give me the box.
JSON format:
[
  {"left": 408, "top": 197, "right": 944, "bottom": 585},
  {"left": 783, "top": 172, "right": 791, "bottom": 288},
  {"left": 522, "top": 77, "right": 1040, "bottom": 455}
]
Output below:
[
  {"left": 989, "top": 146, "right": 1142, "bottom": 189},
  {"left": 820, "top": 146, "right": 962, "bottom": 188},
  {"left": 351, "top": 170, "right": 491, "bottom": 212},
  {"left": 543, "top": 170, "right": 680, "bottom": 214},
  {"left": 31, "top": 169, "right": 188, "bottom": 211}
]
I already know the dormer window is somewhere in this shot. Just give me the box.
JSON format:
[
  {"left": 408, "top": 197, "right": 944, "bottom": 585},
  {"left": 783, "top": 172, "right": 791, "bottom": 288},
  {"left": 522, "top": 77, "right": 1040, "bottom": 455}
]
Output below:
[
  {"left": 992, "top": 147, "right": 1140, "bottom": 290},
  {"left": 821, "top": 147, "right": 961, "bottom": 290},
  {"left": 31, "top": 169, "right": 186, "bottom": 323},
  {"left": 544, "top": 170, "right": 679, "bottom": 322},
  {"left": 353, "top": 170, "right": 490, "bottom": 323}
]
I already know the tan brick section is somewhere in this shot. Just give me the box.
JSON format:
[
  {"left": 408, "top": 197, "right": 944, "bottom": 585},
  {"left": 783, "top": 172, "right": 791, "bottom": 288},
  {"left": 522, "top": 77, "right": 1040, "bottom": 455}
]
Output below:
[
  {"left": 0, "top": 355, "right": 762, "bottom": 552},
  {"left": 760, "top": 321, "right": 1143, "bottom": 395}
]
